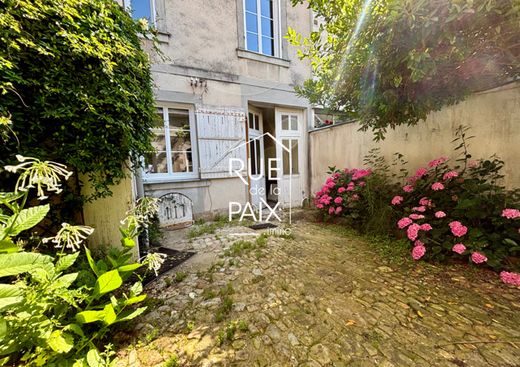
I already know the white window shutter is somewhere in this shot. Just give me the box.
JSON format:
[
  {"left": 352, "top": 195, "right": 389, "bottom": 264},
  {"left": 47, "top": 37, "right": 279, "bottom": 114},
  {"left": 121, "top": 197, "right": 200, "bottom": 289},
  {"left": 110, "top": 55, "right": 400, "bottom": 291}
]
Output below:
[{"left": 195, "top": 106, "right": 247, "bottom": 179}]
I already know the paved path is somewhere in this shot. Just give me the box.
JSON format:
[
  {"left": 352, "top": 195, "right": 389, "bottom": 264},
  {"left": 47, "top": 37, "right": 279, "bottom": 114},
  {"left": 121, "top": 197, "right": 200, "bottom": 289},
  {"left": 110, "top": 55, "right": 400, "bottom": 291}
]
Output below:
[{"left": 116, "top": 222, "right": 520, "bottom": 367}]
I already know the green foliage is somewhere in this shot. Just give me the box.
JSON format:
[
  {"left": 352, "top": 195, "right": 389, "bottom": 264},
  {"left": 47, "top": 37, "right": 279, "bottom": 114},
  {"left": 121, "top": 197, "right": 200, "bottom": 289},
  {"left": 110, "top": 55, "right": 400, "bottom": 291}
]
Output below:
[
  {"left": 0, "top": 160, "right": 157, "bottom": 366},
  {"left": 0, "top": 0, "right": 158, "bottom": 198},
  {"left": 288, "top": 0, "right": 520, "bottom": 139}
]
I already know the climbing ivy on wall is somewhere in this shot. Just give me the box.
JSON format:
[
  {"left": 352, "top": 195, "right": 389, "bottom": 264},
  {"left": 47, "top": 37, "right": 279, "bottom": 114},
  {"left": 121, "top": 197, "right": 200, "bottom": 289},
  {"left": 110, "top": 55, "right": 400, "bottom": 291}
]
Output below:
[
  {"left": 288, "top": 0, "right": 520, "bottom": 140},
  {"left": 0, "top": 0, "right": 157, "bottom": 198}
]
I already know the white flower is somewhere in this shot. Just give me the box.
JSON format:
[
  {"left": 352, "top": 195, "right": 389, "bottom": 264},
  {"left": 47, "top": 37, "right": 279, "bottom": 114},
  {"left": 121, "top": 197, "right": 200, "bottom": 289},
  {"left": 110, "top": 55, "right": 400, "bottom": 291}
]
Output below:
[
  {"left": 143, "top": 252, "right": 167, "bottom": 276},
  {"left": 4, "top": 156, "right": 73, "bottom": 200},
  {"left": 43, "top": 223, "right": 94, "bottom": 252}
]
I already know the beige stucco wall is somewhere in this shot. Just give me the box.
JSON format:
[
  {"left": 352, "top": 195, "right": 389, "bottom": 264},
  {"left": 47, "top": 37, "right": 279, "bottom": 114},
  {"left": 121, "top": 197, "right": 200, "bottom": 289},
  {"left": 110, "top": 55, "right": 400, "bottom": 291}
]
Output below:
[
  {"left": 82, "top": 175, "right": 137, "bottom": 256},
  {"left": 310, "top": 82, "right": 520, "bottom": 193}
]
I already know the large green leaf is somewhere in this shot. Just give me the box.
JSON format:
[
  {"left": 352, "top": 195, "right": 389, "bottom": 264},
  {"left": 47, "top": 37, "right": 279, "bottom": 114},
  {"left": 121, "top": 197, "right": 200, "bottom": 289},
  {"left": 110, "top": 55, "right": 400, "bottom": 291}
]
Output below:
[
  {"left": 0, "top": 287, "right": 22, "bottom": 312},
  {"left": 86, "top": 348, "right": 102, "bottom": 367},
  {"left": 0, "top": 317, "right": 6, "bottom": 342},
  {"left": 6, "top": 205, "right": 50, "bottom": 237},
  {"left": 123, "top": 294, "right": 146, "bottom": 306},
  {"left": 55, "top": 252, "right": 79, "bottom": 273},
  {"left": 116, "top": 307, "right": 147, "bottom": 323},
  {"left": 47, "top": 330, "right": 74, "bottom": 354},
  {"left": 93, "top": 270, "right": 122, "bottom": 299},
  {"left": 76, "top": 310, "right": 105, "bottom": 324},
  {"left": 0, "top": 252, "right": 53, "bottom": 278},
  {"left": 84, "top": 247, "right": 100, "bottom": 277},
  {"left": 118, "top": 263, "right": 142, "bottom": 273},
  {"left": 0, "top": 239, "right": 19, "bottom": 254},
  {"left": 103, "top": 304, "right": 117, "bottom": 325},
  {"left": 48, "top": 273, "right": 78, "bottom": 290}
]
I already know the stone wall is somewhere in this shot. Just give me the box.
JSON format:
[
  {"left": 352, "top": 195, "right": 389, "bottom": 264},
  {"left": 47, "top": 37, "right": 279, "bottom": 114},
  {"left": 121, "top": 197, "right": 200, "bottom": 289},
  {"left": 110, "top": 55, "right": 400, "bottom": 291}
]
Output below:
[{"left": 309, "top": 82, "right": 520, "bottom": 193}]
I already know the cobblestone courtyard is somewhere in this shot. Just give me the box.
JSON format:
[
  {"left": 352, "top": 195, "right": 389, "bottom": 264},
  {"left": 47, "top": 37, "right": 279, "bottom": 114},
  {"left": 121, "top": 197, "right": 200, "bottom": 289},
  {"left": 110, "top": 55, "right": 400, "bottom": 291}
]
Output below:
[{"left": 116, "top": 220, "right": 520, "bottom": 367}]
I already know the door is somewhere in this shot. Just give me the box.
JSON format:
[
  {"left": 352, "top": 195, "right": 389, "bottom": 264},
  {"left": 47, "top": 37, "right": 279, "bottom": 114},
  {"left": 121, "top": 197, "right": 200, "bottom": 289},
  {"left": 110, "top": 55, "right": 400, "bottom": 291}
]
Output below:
[
  {"left": 248, "top": 107, "right": 266, "bottom": 207},
  {"left": 275, "top": 109, "right": 303, "bottom": 208}
]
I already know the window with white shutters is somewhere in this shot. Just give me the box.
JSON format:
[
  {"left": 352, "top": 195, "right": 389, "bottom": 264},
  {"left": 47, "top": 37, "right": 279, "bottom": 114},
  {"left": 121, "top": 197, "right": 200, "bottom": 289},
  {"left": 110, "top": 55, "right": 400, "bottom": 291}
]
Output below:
[{"left": 195, "top": 106, "right": 247, "bottom": 179}]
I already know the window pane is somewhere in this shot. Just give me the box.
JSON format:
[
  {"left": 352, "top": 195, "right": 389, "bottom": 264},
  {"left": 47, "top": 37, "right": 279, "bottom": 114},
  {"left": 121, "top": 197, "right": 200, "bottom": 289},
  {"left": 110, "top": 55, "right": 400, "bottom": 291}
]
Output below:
[
  {"left": 290, "top": 115, "right": 298, "bottom": 130},
  {"left": 248, "top": 112, "right": 254, "bottom": 129},
  {"left": 245, "top": 0, "right": 257, "bottom": 12},
  {"left": 281, "top": 115, "right": 289, "bottom": 130},
  {"left": 246, "top": 32, "right": 259, "bottom": 52},
  {"left": 172, "top": 151, "right": 193, "bottom": 173},
  {"left": 262, "top": 36, "right": 274, "bottom": 56},
  {"left": 254, "top": 114, "right": 259, "bottom": 130},
  {"left": 131, "top": 0, "right": 152, "bottom": 21},
  {"left": 261, "top": 17, "right": 273, "bottom": 38},
  {"left": 282, "top": 139, "right": 289, "bottom": 175},
  {"left": 170, "top": 132, "right": 192, "bottom": 173},
  {"left": 255, "top": 139, "right": 261, "bottom": 175},
  {"left": 145, "top": 151, "right": 167, "bottom": 174},
  {"left": 168, "top": 109, "right": 190, "bottom": 129},
  {"left": 291, "top": 139, "right": 299, "bottom": 174},
  {"left": 249, "top": 139, "right": 257, "bottom": 175},
  {"left": 245, "top": 12, "right": 258, "bottom": 33},
  {"left": 146, "top": 133, "right": 167, "bottom": 174},
  {"left": 260, "top": 0, "right": 273, "bottom": 18}
]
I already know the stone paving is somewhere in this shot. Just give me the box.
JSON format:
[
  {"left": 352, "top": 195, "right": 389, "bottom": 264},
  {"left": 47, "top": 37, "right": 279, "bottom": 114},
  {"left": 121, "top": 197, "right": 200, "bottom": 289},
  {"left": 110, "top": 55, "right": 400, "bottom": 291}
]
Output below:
[{"left": 116, "top": 220, "right": 520, "bottom": 367}]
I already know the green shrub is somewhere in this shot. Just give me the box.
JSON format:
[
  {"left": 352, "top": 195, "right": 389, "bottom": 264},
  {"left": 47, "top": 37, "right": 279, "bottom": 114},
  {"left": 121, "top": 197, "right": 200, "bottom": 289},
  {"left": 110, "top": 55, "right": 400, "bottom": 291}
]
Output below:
[
  {"left": 0, "top": 156, "right": 162, "bottom": 366},
  {"left": 0, "top": 0, "right": 158, "bottom": 201}
]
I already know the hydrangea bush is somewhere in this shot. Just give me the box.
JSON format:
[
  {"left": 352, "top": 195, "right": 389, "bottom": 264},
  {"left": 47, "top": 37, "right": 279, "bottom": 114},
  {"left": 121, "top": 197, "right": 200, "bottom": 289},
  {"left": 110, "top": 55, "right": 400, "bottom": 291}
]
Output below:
[
  {"left": 314, "top": 167, "right": 372, "bottom": 219},
  {"left": 314, "top": 128, "right": 520, "bottom": 286},
  {"left": 392, "top": 155, "right": 520, "bottom": 274}
]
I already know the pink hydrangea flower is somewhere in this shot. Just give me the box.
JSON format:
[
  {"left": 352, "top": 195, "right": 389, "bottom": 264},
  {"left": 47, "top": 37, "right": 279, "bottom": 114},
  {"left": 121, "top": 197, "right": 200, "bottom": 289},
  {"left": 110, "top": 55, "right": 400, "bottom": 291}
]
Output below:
[
  {"left": 338, "top": 187, "right": 346, "bottom": 193},
  {"left": 335, "top": 206, "right": 343, "bottom": 214},
  {"left": 443, "top": 171, "right": 459, "bottom": 180},
  {"left": 334, "top": 197, "right": 343, "bottom": 204},
  {"left": 471, "top": 252, "right": 487, "bottom": 264},
  {"left": 419, "top": 197, "right": 432, "bottom": 207},
  {"left": 412, "top": 244, "right": 426, "bottom": 260},
  {"left": 414, "top": 240, "right": 425, "bottom": 247},
  {"left": 449, "top": 221, "right": 468, "bottom": 237},
  {"left": 431, "top": 182, "right": 445, "bottom": 191},
  {"left": 391, "top": 196, "right": 404, "bottom": 205},
  {"left": 428, "top": 157, "right": 448, "bottom": 168},
  {"left": 351, "top": 194, "right": 360, "bottom": 201},
  {"left": 328, "top": 207, "right": 335, "bottom": 215},
  {"left": 420, "top": 223, "right": 432, "bottom": 231},
  {"left": 346, "top": 182, "right": 355, "bottom": 191},
  {"left": 435, "top": 211, "right": 446, "bottom": 218},
  {"left": 352, "top": 169, "right": 372, "bottom": 181},
  {"left": 415, "top": 167, "right": 428, "bottom": 177},
  {"left": 397, "top": 217, "right": 413, "bottom": 229},
  {"left": 407, "top": 223, "right": 421, "bottom": 241},
  {"left": 409, "top": 214, "right": 425, "bottom": 220},
  {"left": 316, "top": 204, "right": 324, "bottom": 209},
  {"left": 500, "top": 271, "right": 520, "bottom": 286},
  {"left": 412, "top": 206, "right": 426, "bottom": 212},
  {"left": 358, "top": 181, "right": 366, "bottom": 187},
  {"left": 452, "top": 243, "right": 466, "bottom": 254},
  {"left": 502, "top": 208, "right": 520, "bottom": 219},
  {"left": 403, "top": 185, "right": 414, "bottom": 193}
]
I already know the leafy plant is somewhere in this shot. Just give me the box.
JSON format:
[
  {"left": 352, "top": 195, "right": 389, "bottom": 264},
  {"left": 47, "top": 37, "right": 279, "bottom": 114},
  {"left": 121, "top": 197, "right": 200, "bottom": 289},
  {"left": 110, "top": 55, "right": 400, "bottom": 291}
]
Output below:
[
  {"left": 288, "top": 0, "right": 520, "bottom": 139},
  {"left": 0, "top": 156, "right": 162, "bottom": 366},
  {"left": 0, "top": 0, "right": 159, "bottom": 203}
]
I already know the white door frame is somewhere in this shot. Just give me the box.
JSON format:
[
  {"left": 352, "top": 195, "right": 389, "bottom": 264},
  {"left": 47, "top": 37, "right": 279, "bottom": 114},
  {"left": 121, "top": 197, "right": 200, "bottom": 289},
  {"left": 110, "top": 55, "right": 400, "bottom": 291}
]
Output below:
[
  {"left": 247, "top": 106, "right": 266, "bottom": 207},
  {"left": 275, "top": 108, "right": 304, "bottom": 211}
]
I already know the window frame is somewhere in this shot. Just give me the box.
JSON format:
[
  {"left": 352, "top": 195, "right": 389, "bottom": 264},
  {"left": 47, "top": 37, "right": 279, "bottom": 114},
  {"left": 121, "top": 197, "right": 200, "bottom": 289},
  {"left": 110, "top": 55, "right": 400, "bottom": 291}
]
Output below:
[
  {"left": 243, "top": 0, "right": 282, "bottom": 57},
  {"left": 142, "top": 103, "right": 199, "bottom": 183},
  {"left": 123, "top": 0, "right": 157, "bottom": 25}
]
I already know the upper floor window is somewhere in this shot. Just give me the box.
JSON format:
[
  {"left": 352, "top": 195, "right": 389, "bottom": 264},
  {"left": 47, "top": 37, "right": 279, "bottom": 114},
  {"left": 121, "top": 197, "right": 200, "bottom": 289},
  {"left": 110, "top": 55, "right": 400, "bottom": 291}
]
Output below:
[
  {"left": 244, "top": 0, "right": 279, "bottom": 57},
  {"left": 123, "top": 0, "right": 156, "bottom": 24},
  {"left": 144, "top": 105, "right": 198, "bottom": 181}
]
